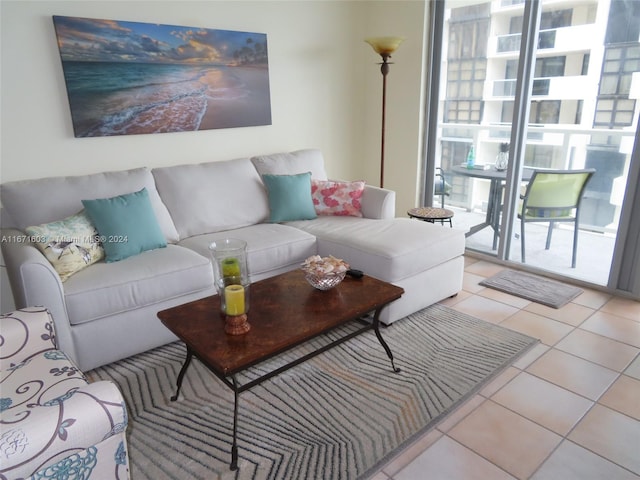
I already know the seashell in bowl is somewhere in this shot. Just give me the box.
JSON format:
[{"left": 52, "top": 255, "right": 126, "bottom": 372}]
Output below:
[{"left": 301, "top": 255, "right": 349, "bottom": 290}]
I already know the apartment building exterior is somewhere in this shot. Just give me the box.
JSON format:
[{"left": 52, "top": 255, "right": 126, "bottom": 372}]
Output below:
[{"left": 438, "top": 0, "right": 639, "bottom": 233}]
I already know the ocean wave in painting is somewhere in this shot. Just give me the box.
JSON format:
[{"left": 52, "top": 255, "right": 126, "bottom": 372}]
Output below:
[{"left": 62, "top": 61, "right": 249, "bottom": 137}]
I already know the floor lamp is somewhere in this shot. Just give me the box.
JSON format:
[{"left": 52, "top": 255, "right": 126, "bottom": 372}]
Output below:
[{"left": 365, "top": 36, "right": 404, "bottom": 188}]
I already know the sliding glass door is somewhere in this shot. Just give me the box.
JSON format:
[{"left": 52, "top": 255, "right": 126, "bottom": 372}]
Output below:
[{"left": 426, "top": 0, "right": 640, "bottom": 290}]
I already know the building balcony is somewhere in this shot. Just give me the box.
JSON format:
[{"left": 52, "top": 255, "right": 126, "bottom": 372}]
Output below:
[
  {"left": 437, "top": 124, "right": 633, "bottom": 251},
  {"left": 491, "top": 75, "right": 595, "bottom": 100},
  {"left": 493, "top": 24, "right": 598, "bottom": 56},
  {"left": 494, "top": 0, "right": 600, "bottom": 12}
]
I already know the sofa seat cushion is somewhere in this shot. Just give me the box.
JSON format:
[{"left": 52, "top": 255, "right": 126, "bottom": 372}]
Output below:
[
  {"left": 287, "top": 217, "right": 465, "bottom": 282},
  {"left": 63, "top": 245, "right": 212, "bottom": 325},
  {"left": 152, "top": 158, "right": 270, "bottom": 239},
  {"left": 178, "top": 223, "right": 317, "bottom": 281}
]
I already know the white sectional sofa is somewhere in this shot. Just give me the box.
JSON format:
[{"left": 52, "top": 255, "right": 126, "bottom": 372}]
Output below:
[{"left": 1, "top": 149, "right": 465, "bottom": 371}]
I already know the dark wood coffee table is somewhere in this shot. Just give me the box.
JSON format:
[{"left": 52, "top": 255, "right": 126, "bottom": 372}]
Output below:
[{"left": 157, "top": 268, "right": 403, "bottom": 470}]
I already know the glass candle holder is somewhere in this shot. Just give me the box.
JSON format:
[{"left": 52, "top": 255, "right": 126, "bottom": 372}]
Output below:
[{"left": 209, "top": 239, "right": 251, "bottom": 316}]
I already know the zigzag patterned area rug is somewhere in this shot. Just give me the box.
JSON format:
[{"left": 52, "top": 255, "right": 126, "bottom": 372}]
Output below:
[{"left": 86, "top": 304, "right": 537, "bottom": 480}]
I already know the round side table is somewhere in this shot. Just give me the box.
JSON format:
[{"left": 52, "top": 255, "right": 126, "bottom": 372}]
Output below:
[{"left": 407, "top": 207, "right": 454, "bottom": 227}]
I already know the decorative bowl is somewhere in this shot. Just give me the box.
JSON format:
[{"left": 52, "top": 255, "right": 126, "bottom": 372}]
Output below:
[
  {"left": 301, "top": 255, "right": 349, "bottom": 290},
  {"left": 304, "top": 271, "right": 346, "bottom": 290}
]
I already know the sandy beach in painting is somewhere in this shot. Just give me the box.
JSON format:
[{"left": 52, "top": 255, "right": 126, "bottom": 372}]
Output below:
[{"left": 198, "top": 66, "right": 272, "bottom": 131}]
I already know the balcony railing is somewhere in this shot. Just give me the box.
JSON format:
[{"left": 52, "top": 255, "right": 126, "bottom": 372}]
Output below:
[
  {"left": 486, "top": 122, "right": 544, "bottom": 140},
  {"left": 437, "top": 122, "right": 634, "bottom": 235},
  {"left": 493, "top": 78, "right": 550, "bottom": 97},
  {"left": 497, "top": 29, "right": 557, "bottom": 53}
]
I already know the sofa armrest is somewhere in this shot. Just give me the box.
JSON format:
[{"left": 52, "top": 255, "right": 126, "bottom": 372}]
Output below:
[
  {"left": 361, "top": 185, "right": 396, "bottom": 219},
  {"left": 1, "top": 229, "right": 76, "bottom": 363},
  {"left": 0, "top": 308, "right": 55, "bottom": 366},
  {"left": 0, "top": 380, "right": 128, "bottom": 480}
]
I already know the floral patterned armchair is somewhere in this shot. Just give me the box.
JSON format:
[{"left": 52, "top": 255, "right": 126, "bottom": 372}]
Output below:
[{"left": 0, "top": 307, "right": 130, "bottom": 480}]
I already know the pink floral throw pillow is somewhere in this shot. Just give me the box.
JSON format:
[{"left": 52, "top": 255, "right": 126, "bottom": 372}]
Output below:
[{"left": 311, "top": 180, "right": 365, "bottom": 217}]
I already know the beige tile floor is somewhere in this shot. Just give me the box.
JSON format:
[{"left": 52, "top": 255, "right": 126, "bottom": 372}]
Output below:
[{"left": 369, "top": 256, "right": 640, "bottom": 480}]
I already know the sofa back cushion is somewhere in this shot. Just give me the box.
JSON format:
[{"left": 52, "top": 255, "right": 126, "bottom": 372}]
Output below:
[
  {"left": 1, "top": 167, "right": 179, "bottom": 243},
  {"left": 152, "top": 157, "right": 269, "bottom": 238},
  {"left": 251, "top": 149, "right": 328, "bottom": 180}
]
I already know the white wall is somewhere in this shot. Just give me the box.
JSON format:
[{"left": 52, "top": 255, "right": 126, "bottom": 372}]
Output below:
[
  {"left": 362, "top": 1, "right": 428, "bottom": 215},
  {"left": 1, "top": 0, "right": 370, "bottom": 182},
  {"left": 0, "top": 0, "right": 429, "bottom": 312},
  {"left": 1, "top": 0, "right": 427, "bottom": 193}
]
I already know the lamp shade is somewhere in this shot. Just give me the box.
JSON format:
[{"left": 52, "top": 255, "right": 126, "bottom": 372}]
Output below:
[{"left": 365, "top": 36, "right": 405, "bottom": 56}]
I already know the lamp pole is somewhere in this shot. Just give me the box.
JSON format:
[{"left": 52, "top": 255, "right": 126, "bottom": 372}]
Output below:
[
  {"left": 379, "top": 53, "right": 390, "bottom": 189},
  {"left": 365, "top": 37, "right": 404, "bottom": 189}
]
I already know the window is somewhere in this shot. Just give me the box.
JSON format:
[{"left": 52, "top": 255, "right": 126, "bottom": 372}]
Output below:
[
  {"left": 428, "top": 0, "right": 640, "bottom": 291},
  {"left": 446, "top": 6, "right": 489, "bottom": 125},
  {"left": 504, "top": 100, "right": 563, "bottom": 125},
  {"left": 506, "top": 60, "right": 518, "bottom": 79},
  {"left": 445, "top": 100, "right": 483, "bottom": 123},
  {"left": 501, "top": 101, "right": 514, "bottom": 123},
  {"left": 530, "top": 100, "right": 561, "bottom": 124},
  {"left": 524, "top": 145, "right": 556, "bottom": 169},
  {"left": 575, "top": 99, "right": 583, "bottom": 124},
  {"left": 510, "top": 9, "right": 573, "bottom": 34},
  {"left": 441, "top": 140, "right": 469, "bottom": 172},
  {"left": 532, "top": 79, "right": 550, "bottom": 96},
  {"left": 600, "top": 46, "right": 640, "bottom": 95},
  {"left": 596, "top": 45, "right": 640, "bottom": 127},
  {"left": 450, "top": 3, "right": 491, "bottom": 23},
  {"left": 540, "top": 9, "right": 572, "bottom": 29},
  {"left": 582, "top": 53, "right": 590, "bottom": 75},
  {"left": 595, "top": 98, "right": 636, "bottom": 127},
  {"left": 605, "top": 0, "right": 640, "bottom": 44},
  {"left": 538, "top": 30, "right": 556, "bottom": 49},
  {"left": 449, "top": 21, "right": 490, "bottom": 59},
  {"left": 447, "top": 59, "right": 486, "bottom": 99},
  {"left": 535, "top": 56, "right": 565, "bottom": 77}
]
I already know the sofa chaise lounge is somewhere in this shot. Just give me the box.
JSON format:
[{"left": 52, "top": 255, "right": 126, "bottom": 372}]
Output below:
[{"left": 1, "top": 149, "right": 465, "bottom": 371}]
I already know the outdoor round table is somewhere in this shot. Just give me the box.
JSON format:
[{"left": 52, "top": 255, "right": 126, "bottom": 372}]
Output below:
[{"left": 407, "top": 207, "right": 454, "bottom": 227}]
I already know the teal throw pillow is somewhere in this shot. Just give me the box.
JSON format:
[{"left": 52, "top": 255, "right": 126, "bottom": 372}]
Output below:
[
  {"left": 82, "top": 188, "right": 167, "bottom": 262},
  {"left": 262, "top": 172, "right": 317, "bottom": 223}
]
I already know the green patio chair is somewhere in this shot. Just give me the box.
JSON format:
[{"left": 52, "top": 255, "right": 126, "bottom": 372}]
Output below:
[{"left": 518, "top": 168, "right": 595, "bottom": 268}]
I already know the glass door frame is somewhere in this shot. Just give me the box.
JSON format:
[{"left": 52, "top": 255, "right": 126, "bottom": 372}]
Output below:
[{"left": 421, "top": 0, "right": 640, "bottom": 297}]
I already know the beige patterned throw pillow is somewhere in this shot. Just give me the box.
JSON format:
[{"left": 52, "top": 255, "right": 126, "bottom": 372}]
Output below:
[{"left": 25, "top": 210, "right": 105, "bottom": 281}]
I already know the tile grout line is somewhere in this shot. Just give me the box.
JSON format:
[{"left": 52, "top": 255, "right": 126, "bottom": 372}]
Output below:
[{"left": 374, "top": 264, "right": 639, "bottom": 480}]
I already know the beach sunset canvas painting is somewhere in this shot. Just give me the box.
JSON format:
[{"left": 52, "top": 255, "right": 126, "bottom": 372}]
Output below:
[{"left": 52, "top": 16, "right": 272, "bottom": 137}]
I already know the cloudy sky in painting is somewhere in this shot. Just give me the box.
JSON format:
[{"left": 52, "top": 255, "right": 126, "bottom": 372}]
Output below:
[{"left": 53, "top": 16, "right": 267, "bottom": 65}]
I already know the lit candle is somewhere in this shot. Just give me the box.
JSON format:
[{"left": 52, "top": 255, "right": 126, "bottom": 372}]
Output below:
[
  {"left": 224, "top": 284, "right": 245, "bottom": 315},
  {"left": 222, "top": 257, "right": 241, "bottom": 278}
]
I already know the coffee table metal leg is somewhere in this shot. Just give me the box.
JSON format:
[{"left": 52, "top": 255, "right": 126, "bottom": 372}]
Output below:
[
  {"left": 230, "top": 376, "right": 239, "bottom": 470},
  {"left": 171, "top": 348, "right": 193, "bottom": 401},
  {"left": 372, "top": 308, "right": 401, "bottom": 373}
]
